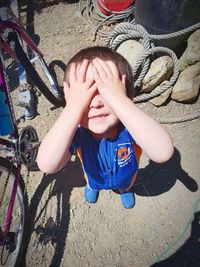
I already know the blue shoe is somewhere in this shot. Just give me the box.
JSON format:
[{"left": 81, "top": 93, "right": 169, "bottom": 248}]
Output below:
[
  {"left": 84, "top": 186, "right": 98, "bottom": 203},
  {"left": 120, "top": 192, "right": 135, "bottom": 209}
]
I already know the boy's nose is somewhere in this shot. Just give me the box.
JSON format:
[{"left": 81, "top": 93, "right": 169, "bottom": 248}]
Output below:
[{"left": 90, "top": 93, "right": 104, "bottom": 108}]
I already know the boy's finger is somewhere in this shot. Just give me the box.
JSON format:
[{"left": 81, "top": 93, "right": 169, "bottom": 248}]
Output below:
[
  {"left": 63, "top": 81, "right": 69, "bottom": 91},
  {"left": 90, "top": 82, "right": 98, "bottom": 94},
  {"left": 69, "top": 63, "right": 77, "bottom": 83},
  {"left": 96, "top": 58, "right": 113, "bottom": 77},
  {"left": 85, "top": 77, "right": 95, "bottom": 89},
  {"left": 92, "top": 66, "right": 101, "bottom": 83},
  {"left": 63, "top": 82, "right": 70, "bottom": 100},
  {"left": 106, "top": 60, "right": 119, "bottom": 78},
  {"left": 79, "top": 59, "right": 89, "bottom": 82},
  {"left": 93, "top": 58, "right": 108, "bottom": 79}
]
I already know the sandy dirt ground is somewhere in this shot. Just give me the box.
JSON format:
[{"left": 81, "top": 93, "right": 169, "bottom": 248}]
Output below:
[{"left": 3, "top": 1, "right": 200, "bottom": 267}]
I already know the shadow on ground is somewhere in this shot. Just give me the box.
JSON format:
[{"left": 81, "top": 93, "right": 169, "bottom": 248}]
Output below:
[
  {"left": 134, "top": 147, "right": 198, "bottom": 196},
  {"left": 19, "top": 0, "right": 79, "bottom": 15},
  {"left": 21, "top": 156, "right": 85, "bottom": 267},
  {"left": 21, "top": 147, "right": 198, "bottom": 266},
  {"left": 134, "top": 146, "right": 199, "bottom": 267}
]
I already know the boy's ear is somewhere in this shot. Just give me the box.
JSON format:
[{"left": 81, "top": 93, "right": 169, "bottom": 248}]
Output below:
[
  {"left": 63, "top": 81, "right": 69, "bottom": 89},
  {"left": 121, "top": 74, "right": 126, "bottom": 85}
]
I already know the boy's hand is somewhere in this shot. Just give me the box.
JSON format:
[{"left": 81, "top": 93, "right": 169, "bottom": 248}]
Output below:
[
  {"left": 92, "top": 58, "right": 126, "bottom": 107},
  {"left": 63, "top": 59, "right": 97, "bottom": 114}
]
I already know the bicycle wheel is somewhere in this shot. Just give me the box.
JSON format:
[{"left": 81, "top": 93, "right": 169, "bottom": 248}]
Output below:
[
  {"left": 8, "top": 31, "right": 65, "bottom": 107},
  {"left": 0, "top": 157, "right": 27, "bottom": 267}
]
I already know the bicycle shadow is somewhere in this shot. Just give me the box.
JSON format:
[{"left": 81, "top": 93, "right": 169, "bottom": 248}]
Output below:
[
  {"left": 21, "top": 156, "right": 86, "bottom": 267},
  {"left": 19, "top": 0, "right": 79, "bottom": 14},
  {"left": 19, "top": 0, "right": 79, "bottom": 40},
  {"left": 151, "top": 210, "right": 200, "bottom": 267},
  {"left": 133, "top": 147, "right": 198, "bottom": 196}
]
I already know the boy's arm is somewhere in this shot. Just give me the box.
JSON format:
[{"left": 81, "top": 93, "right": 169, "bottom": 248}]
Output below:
[
  {"left": 111, "top": 97, "right": 174, "bottom": 163},
  {"left": 37, "top": 60, "right": 97, "bottom": 173},
  {"left": 93, "top": 58, "right": 174, "bottom": 163},
  {"left": 37, "top": 106, "right": 81, "bottom": 173}
]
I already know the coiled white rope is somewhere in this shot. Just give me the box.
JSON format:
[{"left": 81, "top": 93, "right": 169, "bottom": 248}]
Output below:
[
  {"left": 78, "top": 0, "right": 135, "bottom": 39},
  {"left": 105, "top": 23, "right": 200, "bottom": 124}
]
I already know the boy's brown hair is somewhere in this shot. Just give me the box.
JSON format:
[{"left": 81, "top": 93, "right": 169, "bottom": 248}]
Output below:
[{"left": 64, "top": 46, "right": 135, "bottom": 99}]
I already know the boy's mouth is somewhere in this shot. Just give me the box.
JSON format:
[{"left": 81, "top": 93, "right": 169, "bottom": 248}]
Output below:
[{"left": 89, "top": 114, "right": 109, "bottom": 119}]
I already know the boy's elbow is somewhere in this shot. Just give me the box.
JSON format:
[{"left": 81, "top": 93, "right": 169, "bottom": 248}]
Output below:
[
  {"left": 154, "top": 143, "right": 174, "bottom": 164},
  {"left": 36, "top": 153, "right": 58, "bottom": 174},
  {"left": 36, "top": 152, "right": 70, "bottom": 174},
  {"left": 37, "top": 158, "right": 57, "bottom": 174}
]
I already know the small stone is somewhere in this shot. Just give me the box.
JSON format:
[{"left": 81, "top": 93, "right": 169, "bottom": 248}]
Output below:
[
  {"left": 179, "top": 29, "right": 200, "bottom": 71},
  {"left": 150, "top": 83, "right": 172, "bottom": 106},
  {"left": 142, "top": 56, "right": 174, "bottom": 93},
  {"left": 116, "top": 40, "right": 144, "bottom": 69},
  {"left": 171, "top": 62, "right": 200, "bottom": 102}
]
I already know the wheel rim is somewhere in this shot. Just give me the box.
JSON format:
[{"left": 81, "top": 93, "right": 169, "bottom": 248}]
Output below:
[{"left": 0, "top": 166, "right": 25, "bottom": 267}]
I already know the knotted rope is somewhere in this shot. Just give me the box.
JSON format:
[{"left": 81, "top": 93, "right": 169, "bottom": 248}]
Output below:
[{"left": 105, "top": 23, "right": 200, "bottom": 124}]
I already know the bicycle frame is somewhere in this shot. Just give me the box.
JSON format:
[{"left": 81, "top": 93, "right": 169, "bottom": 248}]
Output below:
[
  {"left": 0, "top": 10, "right": 43, "bottom": 58},
  {"left": 1, "top": 7, "right": 63, "bottom": 107},
  {"left": 0, "top": 53, "right": 21, "bottom": 243},
  {"left": 0, "top": 8, "right": 57, "bottom": 265},
  {"left": 0, "top": 8, "right": 41, "bottom": 244}
]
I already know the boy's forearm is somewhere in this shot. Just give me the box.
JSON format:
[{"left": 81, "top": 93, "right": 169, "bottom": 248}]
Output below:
[
  {"left": 111, "top": 95, "right": 174, "bottom": 163},
  {"left": 37, "top": 106, "right": 82, "bottom": 173}
]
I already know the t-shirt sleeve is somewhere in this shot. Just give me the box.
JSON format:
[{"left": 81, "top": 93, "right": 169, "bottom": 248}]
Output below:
[
  {"left": 125, "top": 128, "right": 142, "bottom": 163},
  {"left": 69, "top": 127, "right": 82, "bottom": 155}
]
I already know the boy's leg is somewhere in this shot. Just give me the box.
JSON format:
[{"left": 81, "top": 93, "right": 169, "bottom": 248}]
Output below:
[
  {"left": 120, "top": 191, "right": 135, "bottom": 209},
  {"left": 81, "top": 170, "right": 99, "bottom": 204},
  {"left": 117, "top": 173, "right": 138, "bottom": 209},
  {"left": 84, "top": 185, "right": 99, "bottom": 204}
]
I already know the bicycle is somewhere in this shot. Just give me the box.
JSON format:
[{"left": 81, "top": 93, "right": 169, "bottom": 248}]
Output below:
[
  {"left": 0, "top": 7, "right": 65, "bottom": 108},
  {"left": 0, "top": 6, "right": 64, "bottom": 267}
]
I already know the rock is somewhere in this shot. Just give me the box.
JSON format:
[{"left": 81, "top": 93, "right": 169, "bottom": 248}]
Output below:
[
  {"left": 142, "top": 56, "right": 174, "bottom": 93},
  {"left": 179, "top": 30, "right": 200, "bottom": 71},
  {"left": 116, "top": 40, "right": 144, "bottom": 69},
  {"left": 179, "top": 49, "right": 188, "bottom": 72},
  {"left": 150, "top": 82, "right": 172, "bottom": 106},
  {"left": 171, "top": 62, "right": 200, "bottom": 102}
]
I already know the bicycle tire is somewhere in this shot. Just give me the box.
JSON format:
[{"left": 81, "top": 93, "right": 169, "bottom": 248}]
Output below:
[
  {"left": 0, "top": 157, "right": 27, "bottom": 267},
  {"left": 9, "top": 32, "right": 65, "bottom": 107}
]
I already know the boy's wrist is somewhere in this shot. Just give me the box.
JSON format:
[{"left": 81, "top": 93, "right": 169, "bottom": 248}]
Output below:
[
  {"left": 106, "top": 93, "right": 128, "bottom": 110},
  {"left": 62, "top": 104, "right": 83, "bottom": 123}
]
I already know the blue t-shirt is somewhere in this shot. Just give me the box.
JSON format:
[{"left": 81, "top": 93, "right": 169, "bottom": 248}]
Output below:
[{"left": 70, "top": 125, "right": 141, "bottom": 190}]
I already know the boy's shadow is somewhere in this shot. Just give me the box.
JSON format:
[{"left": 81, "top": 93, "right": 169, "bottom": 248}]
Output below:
[
  {"left": 21, "top": 156, "right": 86, "bottom": 267},
  {"left": 134, "top": 147, "right": 199, "bottom": 267},
  {"left": 133, "top": 147, "right": 198, "bottom": 196},
  {"left": 151, "top": 210, "right": 200, "bottom": 267},
  {"left": 21, "top": 147, "right": 198, "bottom": 266}
]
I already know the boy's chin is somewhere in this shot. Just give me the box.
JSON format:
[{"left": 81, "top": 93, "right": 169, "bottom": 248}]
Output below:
[
  {"left": 80, "top": 118, "right": 119, "bottom": 137},
  {"left": 81, "top": 123, "right": 109, "bottom": 134},
  {"left": 80, "top": 121, "right": 106, "bottom": 132},
  {"left": 87, "top": 124, "right": 118, "bottom": 139},
  {"left": 86, "top": 126, "right": 108, "bottom": 134}
]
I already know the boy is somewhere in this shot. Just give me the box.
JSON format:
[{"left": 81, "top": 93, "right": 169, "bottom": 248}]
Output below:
[{"left": 37, "top": 46, "right": 174, "bottom": 209}]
